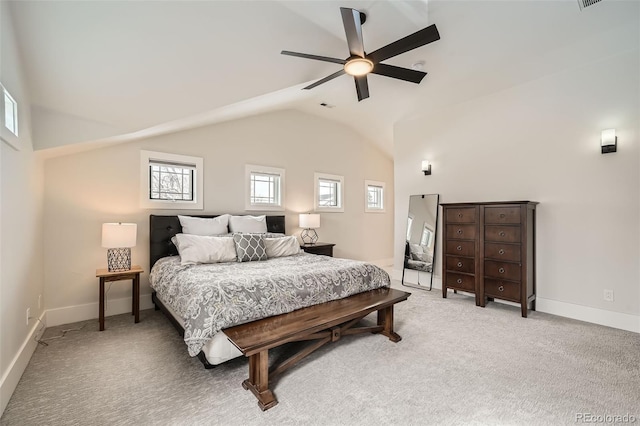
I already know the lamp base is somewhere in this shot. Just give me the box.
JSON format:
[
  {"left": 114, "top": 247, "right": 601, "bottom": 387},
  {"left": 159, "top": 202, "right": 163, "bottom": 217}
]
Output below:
[
  {"left": 301, "top": 229, "right": 318, "bottom": 245},
  {"left": 107, "top": 248, "right": 132, "bottom": 272}
]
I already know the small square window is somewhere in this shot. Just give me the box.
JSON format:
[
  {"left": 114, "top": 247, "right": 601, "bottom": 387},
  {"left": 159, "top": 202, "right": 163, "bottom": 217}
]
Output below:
[
  {"left": 246, "top": 165, "right": 285, "bottom": 211},
  {"left": 365, "top": 180, "right": 385, "bottom": 213},
  {"left": 149, "top": 162, "right": 194, "bottom": 201},
  {"left": 140, "top": 150, "right": 203, "bottom": 210},
  {"left": 315, "top": 173, "right": 344, "bottom": 212},
  {"left": 3, "top": 86, "right": 18, "bottom": 137}
]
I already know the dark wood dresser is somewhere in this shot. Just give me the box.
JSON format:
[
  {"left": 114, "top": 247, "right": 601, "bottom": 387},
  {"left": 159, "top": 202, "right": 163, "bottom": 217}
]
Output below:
[{"left": 441, "top": 201, "right": 537, "bottom": 317}]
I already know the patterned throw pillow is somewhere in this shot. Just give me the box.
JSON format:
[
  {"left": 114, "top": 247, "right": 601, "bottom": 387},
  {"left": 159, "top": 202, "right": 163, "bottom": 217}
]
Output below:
[{"left": 233, "top": 233, "right": 268, "bottom": 262}]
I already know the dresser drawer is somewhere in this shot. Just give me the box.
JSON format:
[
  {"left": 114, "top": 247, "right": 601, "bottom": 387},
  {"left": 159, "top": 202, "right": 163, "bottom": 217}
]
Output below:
[
  {"left": 446, "top": 256, "right": 475, "bottom": 274},
  {"left": 484, "top": 278, "right": 521, "bottom": 301},
  {"left": 445, "top": 273, "right": 475, "bottom": 292},
  {"left": 484, "top": 225, "right": 520, "bottom": 243},
  {"left": 484, "top": 260, "right": 521, "bottom": 281},
  {"left": 484, "top": 243, "right": 520, "bottom": 262},
  {"left": 445, "top": 240, "right": 475, "bottom": 257},
  {"left": 484, "top": 206, "right": 521, "bottom": 224},
  {"left": 446, "top": 224, "right": 476, "bottom": 240},
  {"left": 446, "top": 208, "right": 476, "bottom": 223}
]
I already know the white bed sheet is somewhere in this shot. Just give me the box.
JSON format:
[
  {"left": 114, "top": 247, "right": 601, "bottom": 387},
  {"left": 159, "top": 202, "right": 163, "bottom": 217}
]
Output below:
[{"left": 156, "top": 293, "right": 242, "bottom": 365}]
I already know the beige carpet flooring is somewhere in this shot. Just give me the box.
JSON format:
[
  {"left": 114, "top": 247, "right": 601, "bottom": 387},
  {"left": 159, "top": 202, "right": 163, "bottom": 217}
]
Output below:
[{"left": 2, "top": 284, "right": 639, "bottom": 425}]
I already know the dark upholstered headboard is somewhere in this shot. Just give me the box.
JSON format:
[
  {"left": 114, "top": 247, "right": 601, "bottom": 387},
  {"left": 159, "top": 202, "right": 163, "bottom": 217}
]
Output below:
[{"left": 149, "top": 214, "right": 286, "bottom": 269}]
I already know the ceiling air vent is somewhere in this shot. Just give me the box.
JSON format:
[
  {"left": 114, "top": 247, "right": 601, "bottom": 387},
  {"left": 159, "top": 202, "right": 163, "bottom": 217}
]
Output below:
[{"left": 577, "top": 0, "right": 603, "bottom": 10}]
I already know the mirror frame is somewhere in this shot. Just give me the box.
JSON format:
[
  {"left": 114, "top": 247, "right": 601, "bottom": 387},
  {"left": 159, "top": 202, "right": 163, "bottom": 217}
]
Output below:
[{"left": 402, "top": 193, "right": 440, "bottom": 291}]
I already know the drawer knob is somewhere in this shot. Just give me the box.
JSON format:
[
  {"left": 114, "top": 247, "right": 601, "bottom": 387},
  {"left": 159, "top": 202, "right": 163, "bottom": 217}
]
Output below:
[
  {"left": 499, "top": 213, "right": 506, "bottom": 219},
  {"left": 456, "top": 245, "right": 462, "bottom": 251},
  {"left": 498, "top": 267, "right": 505, "bottom": 274},
  {"left": 457, "top": 229, "right": 463, "bottom": 235},
  {"left": 499, "top": 231, "right": 506, "bottom": 237},
  {"left": 498, "top": 249, "right": 505, "bottom": 255},
  {"left": 457, "top": 278, "right": 462, "bottom": 284},
  {"left": 457, "top": 213, "right": 463, "bottom": 218},
  {"left": 457, "top": 262, "right": 463, "bottom": 268},
  {"left": 498, "top": 285, "right": 504, "bottom": 292}
]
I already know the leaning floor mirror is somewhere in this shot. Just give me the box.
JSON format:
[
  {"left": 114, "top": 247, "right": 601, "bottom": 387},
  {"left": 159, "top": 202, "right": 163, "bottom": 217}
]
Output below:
[{"left": 402, "top": 194, "right": 439, "bottom": 291}]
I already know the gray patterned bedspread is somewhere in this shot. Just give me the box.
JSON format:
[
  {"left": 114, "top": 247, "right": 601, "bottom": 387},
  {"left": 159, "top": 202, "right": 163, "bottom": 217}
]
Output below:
[{"left": 149, "top": 253, "right": 390, "bottom": 356}]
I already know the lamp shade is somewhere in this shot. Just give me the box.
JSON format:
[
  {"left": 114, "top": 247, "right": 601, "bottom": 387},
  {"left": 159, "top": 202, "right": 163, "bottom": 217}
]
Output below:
[
  {"left": 299, "top": 214, "right": 320, "bottom": 229},
  {"left": 102, "top": 223, "right": 137, "bottom": 248}
]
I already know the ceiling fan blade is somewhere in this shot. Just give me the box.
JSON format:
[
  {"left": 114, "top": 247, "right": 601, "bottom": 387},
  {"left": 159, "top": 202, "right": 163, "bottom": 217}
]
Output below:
[
  {"left": 281, "top": 50, "right": 346, "bottom": 65},
  {"left": 340, "top": 7, "right": 365, "bottom": 57},
  {"left": 367, "top": 24, "right": 440, "bottom": 64},
  {"left": 303, "top": 69, "right": 346, "bottom": 90},
  {"left": 371, "top": 63, "right": 427, "bottom": 84},
  {"left": 354, "top": 76, "right": 369, "bottom": 101}
]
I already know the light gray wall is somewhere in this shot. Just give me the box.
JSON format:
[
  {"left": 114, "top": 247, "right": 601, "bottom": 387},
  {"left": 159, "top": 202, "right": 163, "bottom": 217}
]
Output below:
[
  {"left": 43, "top": 109, "right": 394, "bottom": 316},
  {"left": 394, "top": 47, "right": 639, "bottom": 330},
  {"left": 0, "top": 2, "right": 45, "bottom": 413}
]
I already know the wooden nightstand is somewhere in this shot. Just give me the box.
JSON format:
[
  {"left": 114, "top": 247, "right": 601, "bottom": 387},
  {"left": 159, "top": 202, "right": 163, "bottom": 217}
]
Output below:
[
  {"left": 95, "top": 265, "right": 143, "bottom": 331},
  {"left": 301, "top": 242, "right": 335, "bottom": 257}
]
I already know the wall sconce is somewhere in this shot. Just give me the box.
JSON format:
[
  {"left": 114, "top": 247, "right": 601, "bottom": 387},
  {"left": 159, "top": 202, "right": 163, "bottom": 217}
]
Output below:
[
  {"left": 422, "top": 160, "right": 432, "bottom": 175},
  {"left": 601, "top": 129, "right": 617, "bottom": 154},
  {"left": 102, "top": 222, "right": 137, "bottom": 272}
]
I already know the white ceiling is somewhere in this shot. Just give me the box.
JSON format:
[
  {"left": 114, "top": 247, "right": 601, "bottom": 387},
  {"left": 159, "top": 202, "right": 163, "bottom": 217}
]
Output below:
[{"left": 8, "top": 0, "right": 639, "bottom": 157}]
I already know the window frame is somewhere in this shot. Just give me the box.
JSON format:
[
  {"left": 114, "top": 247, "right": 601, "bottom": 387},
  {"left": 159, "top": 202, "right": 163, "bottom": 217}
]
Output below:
[
  {"left": 1, "top": 83, "right": 20, "bottom": 150},
  {"left": 365, "top": 180, "right": 385, "bottom": 213},
  {"left": 3, "top": 88, "right": 18, "bottom": 136},
  {"left": 139, "top": 150, "right": 203, "bottom": 210},
  {"left": 314, "top": 172, "right": 344, "bottom": 213},
  {"left": 245, "top": 164, "right": 286, "bottom": 211}
]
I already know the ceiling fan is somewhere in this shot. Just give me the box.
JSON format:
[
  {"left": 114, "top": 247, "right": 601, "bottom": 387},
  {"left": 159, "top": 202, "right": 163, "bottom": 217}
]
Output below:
[{"left": 282, "top": 7, "right": 440, "bottom": 102}]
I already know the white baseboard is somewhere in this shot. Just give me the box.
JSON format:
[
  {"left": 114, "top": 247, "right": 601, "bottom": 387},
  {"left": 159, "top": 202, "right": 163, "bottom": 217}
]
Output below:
[
  {"left": 0, "top": 311, "right": 46, "bottom": 415},
  {"left": 536, "top": 298, "right": 639, "bottom": 333},
  {"left": 46, "top": 293, "right": 154, "bottom": 327},
  {"left": 392, "top": 268, "right": 639, "bottom": 333},
  {"left": 1, "top": 294, "right": 156, "bottom": 416}
]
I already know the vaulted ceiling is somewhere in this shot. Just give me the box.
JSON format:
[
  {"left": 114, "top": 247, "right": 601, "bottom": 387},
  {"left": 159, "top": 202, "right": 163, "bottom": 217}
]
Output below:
[{"left": 8, "top": 0, "right": 639, "bottom": 157}]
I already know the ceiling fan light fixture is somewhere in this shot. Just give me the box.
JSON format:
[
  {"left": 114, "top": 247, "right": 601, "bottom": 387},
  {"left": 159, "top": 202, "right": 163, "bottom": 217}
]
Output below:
[{"left": 344, "top": 58, "right": 374, "bottom": 76}]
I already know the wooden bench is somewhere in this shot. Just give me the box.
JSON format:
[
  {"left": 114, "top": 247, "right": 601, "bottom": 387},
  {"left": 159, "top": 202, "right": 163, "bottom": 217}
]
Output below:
[{"left": 224, "top": 287, "right": 411, "bottom": 410}]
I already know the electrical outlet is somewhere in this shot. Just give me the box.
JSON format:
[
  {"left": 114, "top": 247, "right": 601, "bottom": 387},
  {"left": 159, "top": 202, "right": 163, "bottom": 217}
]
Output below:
[
  {"left": 603, "top": 289, "right": 614, "bottom": 302},
  {"left": 38, "top": 294, "right": 42, "bottom": 309},
  {"left": 26, "top": 308, "right": 30, "bottom": 326}
]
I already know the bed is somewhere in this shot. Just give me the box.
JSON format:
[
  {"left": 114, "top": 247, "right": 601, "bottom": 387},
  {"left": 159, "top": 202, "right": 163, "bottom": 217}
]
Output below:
[
  {"left": 148, "top": 214, "right": 393, "bottom": 367},
  {"left": 404, "top": 241, "right": 433, "bottom": 272}
]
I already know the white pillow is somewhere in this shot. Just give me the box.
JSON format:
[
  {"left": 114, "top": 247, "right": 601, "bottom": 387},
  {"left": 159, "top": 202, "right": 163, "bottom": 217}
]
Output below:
[
  {"left": 173, "top": 233, "right": 237, "bottom": 265},
  {"left": 228, "top": 215, "right": 267, "bottom": 233},
  {"left": 265, "top": 236, "right": 301, "bottom": 258},
  {"left": 409, "top": 243, "right": 424, "bottom": 255},
  {"left": 178, "top": 215, "right": 229, "bottom": 236}
]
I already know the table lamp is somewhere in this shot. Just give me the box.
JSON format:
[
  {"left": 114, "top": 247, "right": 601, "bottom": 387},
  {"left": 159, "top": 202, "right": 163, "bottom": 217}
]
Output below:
[
  {"left": 102, "top": 223, "right": 137, "bottom": 272},
  {"left": 299, "top": 213, "right": 320, "bottom": 245}
]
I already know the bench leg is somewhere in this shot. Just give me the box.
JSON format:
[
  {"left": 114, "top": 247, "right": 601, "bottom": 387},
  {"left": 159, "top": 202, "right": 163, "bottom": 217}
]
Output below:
[
  {"left": 377, "top": 306, "right": 402, "bottom": 343},
  {"left": 242, "top": 350, "right": 278, "bottom": 411}
]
